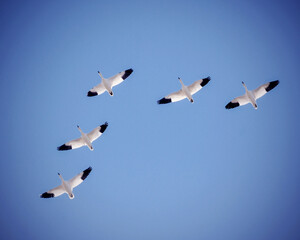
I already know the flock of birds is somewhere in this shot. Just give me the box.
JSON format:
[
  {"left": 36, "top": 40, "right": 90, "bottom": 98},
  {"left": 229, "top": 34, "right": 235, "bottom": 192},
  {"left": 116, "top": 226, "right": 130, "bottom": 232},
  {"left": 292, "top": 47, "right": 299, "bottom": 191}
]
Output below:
[{"left": 41, "top": 68, "right": 279, "bottom": 199}]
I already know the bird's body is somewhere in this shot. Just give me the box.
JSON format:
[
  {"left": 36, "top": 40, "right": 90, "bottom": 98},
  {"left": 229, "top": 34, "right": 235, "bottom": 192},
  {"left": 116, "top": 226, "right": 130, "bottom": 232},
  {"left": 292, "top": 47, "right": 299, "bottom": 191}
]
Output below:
[
  {"left": 77, "top": 125, "right": 94, "bottom": 151},
  {"left": 87, "top": 69, "right": 133, "bottom": 97},
  {"left": 58, "top": 174, "right": 74, "bottom": 199},
  {"left": 57, "top": 122, "right": 108, "bottom": 151},
  {"left": 99, "top": 72, "right": 113, "bottom": 96},
  {"left": 225, "top": 80, "right": 279, "bottom": 110},
  {"left": 243, "top": 82, "right": 257, "bottom": 109},
  {"left": 179, "top": 78, "right": 194, "bottom": 103},
  {"left": 157, "top": 76, "right": 210, "bottom": 104},
  {"left": 41, "top": 167, "right": 92, "bottom": 199}
]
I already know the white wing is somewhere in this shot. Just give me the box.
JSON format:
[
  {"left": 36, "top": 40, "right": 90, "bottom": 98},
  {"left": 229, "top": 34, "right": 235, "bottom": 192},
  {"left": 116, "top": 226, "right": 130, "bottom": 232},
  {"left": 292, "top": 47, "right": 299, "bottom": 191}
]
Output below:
[
  {"left": 157, "top": 89, "right": 186, "bottom": 104},
  {"left": 252, "top": 80, "right": 279, "bottom": 100},
  {"left": 57, "top": 137, "right": 85, "bottom": 151},
  {"left": 68, "top": 167, "right": 92, "bottom": 189},
  {"left": 225, "top": 94, "right": 250, "bottom": 109},
  {"left": 187, "top": 77, "right": 211, "bottom": 95},
  {"left": 109, "top": 69, "right": 133, "bottom": 88},
  {"left": 87, "top": 122, "right": 108, "bottom": 143},
  {"left": 87, "top": 82, "right": 106, "bottom": 97},
  {"left": 40, "top": 185, "right": 65, "bottom": 198}
]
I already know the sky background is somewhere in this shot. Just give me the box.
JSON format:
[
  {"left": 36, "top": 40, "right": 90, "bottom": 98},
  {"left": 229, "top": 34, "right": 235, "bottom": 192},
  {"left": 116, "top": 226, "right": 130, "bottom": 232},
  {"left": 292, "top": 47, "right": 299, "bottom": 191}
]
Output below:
[{"left": 1, "top": 0, "right": 300, "bottom": 239}]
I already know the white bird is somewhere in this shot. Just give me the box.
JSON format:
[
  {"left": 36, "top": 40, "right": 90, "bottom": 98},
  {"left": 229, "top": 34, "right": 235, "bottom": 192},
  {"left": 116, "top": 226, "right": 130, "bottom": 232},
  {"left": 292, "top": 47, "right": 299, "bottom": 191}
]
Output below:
[
  {"left": 40, "top": 167, "right": 92, "bottom": 199},
  {"left": 225, "top": 80, "right": 279, "bottom": 110},
  {"left": 57, "top": 122, "right": 108, "bottom": 151},
  {"left": 87, "top": 69, "right": 133, "bottom": 97},
  {"left": 157, "top": 76, "right": 211, "bottom": 104}
]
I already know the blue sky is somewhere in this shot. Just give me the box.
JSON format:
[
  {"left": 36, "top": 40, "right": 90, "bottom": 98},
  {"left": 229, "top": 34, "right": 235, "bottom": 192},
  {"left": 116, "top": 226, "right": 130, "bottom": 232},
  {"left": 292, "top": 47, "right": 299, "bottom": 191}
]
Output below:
[{"left": 1, "top": 0, "right": 300, "bottom": 239}]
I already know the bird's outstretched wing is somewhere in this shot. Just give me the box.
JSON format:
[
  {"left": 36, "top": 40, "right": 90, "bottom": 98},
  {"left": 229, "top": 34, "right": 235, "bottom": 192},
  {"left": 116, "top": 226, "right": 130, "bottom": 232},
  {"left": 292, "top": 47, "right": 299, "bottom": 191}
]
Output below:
[
  {"left": 157, "top": 90, "right": 186, "bottom": 104},
  {"left": 87, "top": 122, "right": 108, "bottom": 143},
  {"left": 68, "top": 167, "right": 92, "bottom": 189},
  {"left": 108, "top": 69, "right": 133, "bottom": 88},
  {"left": 225, "top": 94, "right": 249, "bottom": 109},
  {"left": 57, "top": 137, "right": 85, "bottom": 151},
  {"left": 40, "top": 185, "right": 65, "bottom": 198},
  {"left": 87, "top": 83, "right": 106, "bottom": 97},
  {"left": 187, "top": 77, "right": 211, "bottom": 95},
  {"left": 252, "top": 80, "right": 279, "bottom": 100}
]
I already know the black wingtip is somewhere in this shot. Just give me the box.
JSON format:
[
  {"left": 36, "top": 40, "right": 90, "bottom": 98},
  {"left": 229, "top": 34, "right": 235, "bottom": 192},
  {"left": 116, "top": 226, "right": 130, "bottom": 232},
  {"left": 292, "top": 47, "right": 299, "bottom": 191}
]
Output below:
[
  {"left": 81, "top": 167, "right": 92, "bottom": 181},
  {"left": 57, "top": 144, "right": 72, "bottom": 151},
  {"left": 40, "top": 192, "right": 55, "bottom": 198},
  {"left": 201, "top": 76, "right": 211, "bottom": 87},
  {"left": 87, "top": 91, "right": 98, "bottom": 97},
  {"left": 157, "top": 97, "right": 172, "bottom": 104},
  {"left": 100, "top": 122, "right": 108, "bottom": 133},
  {"left": 225, "top": 102, "right": 240, "bottom": 109},
  {"left": 122, "top": 69, "right": 133, "bottom": 80},
  {"left": 266, "top": 80, "right": 279, "bottom": 92}
]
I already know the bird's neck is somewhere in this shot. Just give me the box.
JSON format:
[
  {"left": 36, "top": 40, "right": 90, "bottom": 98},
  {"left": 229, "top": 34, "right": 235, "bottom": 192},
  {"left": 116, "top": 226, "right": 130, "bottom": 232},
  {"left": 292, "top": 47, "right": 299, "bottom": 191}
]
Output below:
[
  {"left": 77, "top": 126, "right": 84, "bottom": 135},
  {"left": 58, "top": 174, "right": 65, "bottom": 183},
  {"left": 98, "top": 72, "right": 104, "bottom": 81},
  {"left": 242, "top": 83, "right": 248, "bottom": 92},
  {"left": 179, "top": 78, "right": 185, "bottom": 87}
]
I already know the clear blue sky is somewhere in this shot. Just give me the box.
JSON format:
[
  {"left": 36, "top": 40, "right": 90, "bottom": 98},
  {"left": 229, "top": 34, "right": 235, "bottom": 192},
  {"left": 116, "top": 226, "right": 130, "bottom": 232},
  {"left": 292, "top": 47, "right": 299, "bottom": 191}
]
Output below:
[{"left": 1, "top": 0, "right": 299, "bottom": 239}]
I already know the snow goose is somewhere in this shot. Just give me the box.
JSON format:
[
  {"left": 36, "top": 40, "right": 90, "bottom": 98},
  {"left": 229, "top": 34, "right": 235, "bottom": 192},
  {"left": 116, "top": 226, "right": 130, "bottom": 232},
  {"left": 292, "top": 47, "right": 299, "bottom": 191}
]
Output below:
[
  {"left": 225, "top": 80, "right": 279, "bottom": 109},
  {"left": 87, "top": 69, "right": 133, "bottom": 97},
  {"left": 40, "top": 167, "right": 92, "bottom": 199},
  {"left": 57, "top": 122, "right": 108, "bottom": 151},
  {"left": 157, "top": 76, "right": 210, "bottom": 104}
]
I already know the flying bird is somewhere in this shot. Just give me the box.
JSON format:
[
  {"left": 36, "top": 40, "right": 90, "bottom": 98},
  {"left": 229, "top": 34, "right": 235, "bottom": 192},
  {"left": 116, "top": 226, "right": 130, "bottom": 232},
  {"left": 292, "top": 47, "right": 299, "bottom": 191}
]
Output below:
[
  {"left": 157, "top": 76, "right": 210, "bottom": 104},
  {"left": 87, "top": 69, "right": 133, "bottom": 97},
  {"left": 40, "top": 167, "right": 92, "bottom": 199},
  {"left": 225, "top": 80, "right": 279, "bottom": 110},
  {"left": 57, "top": 122, "right": 108, "bottom": 151}
]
